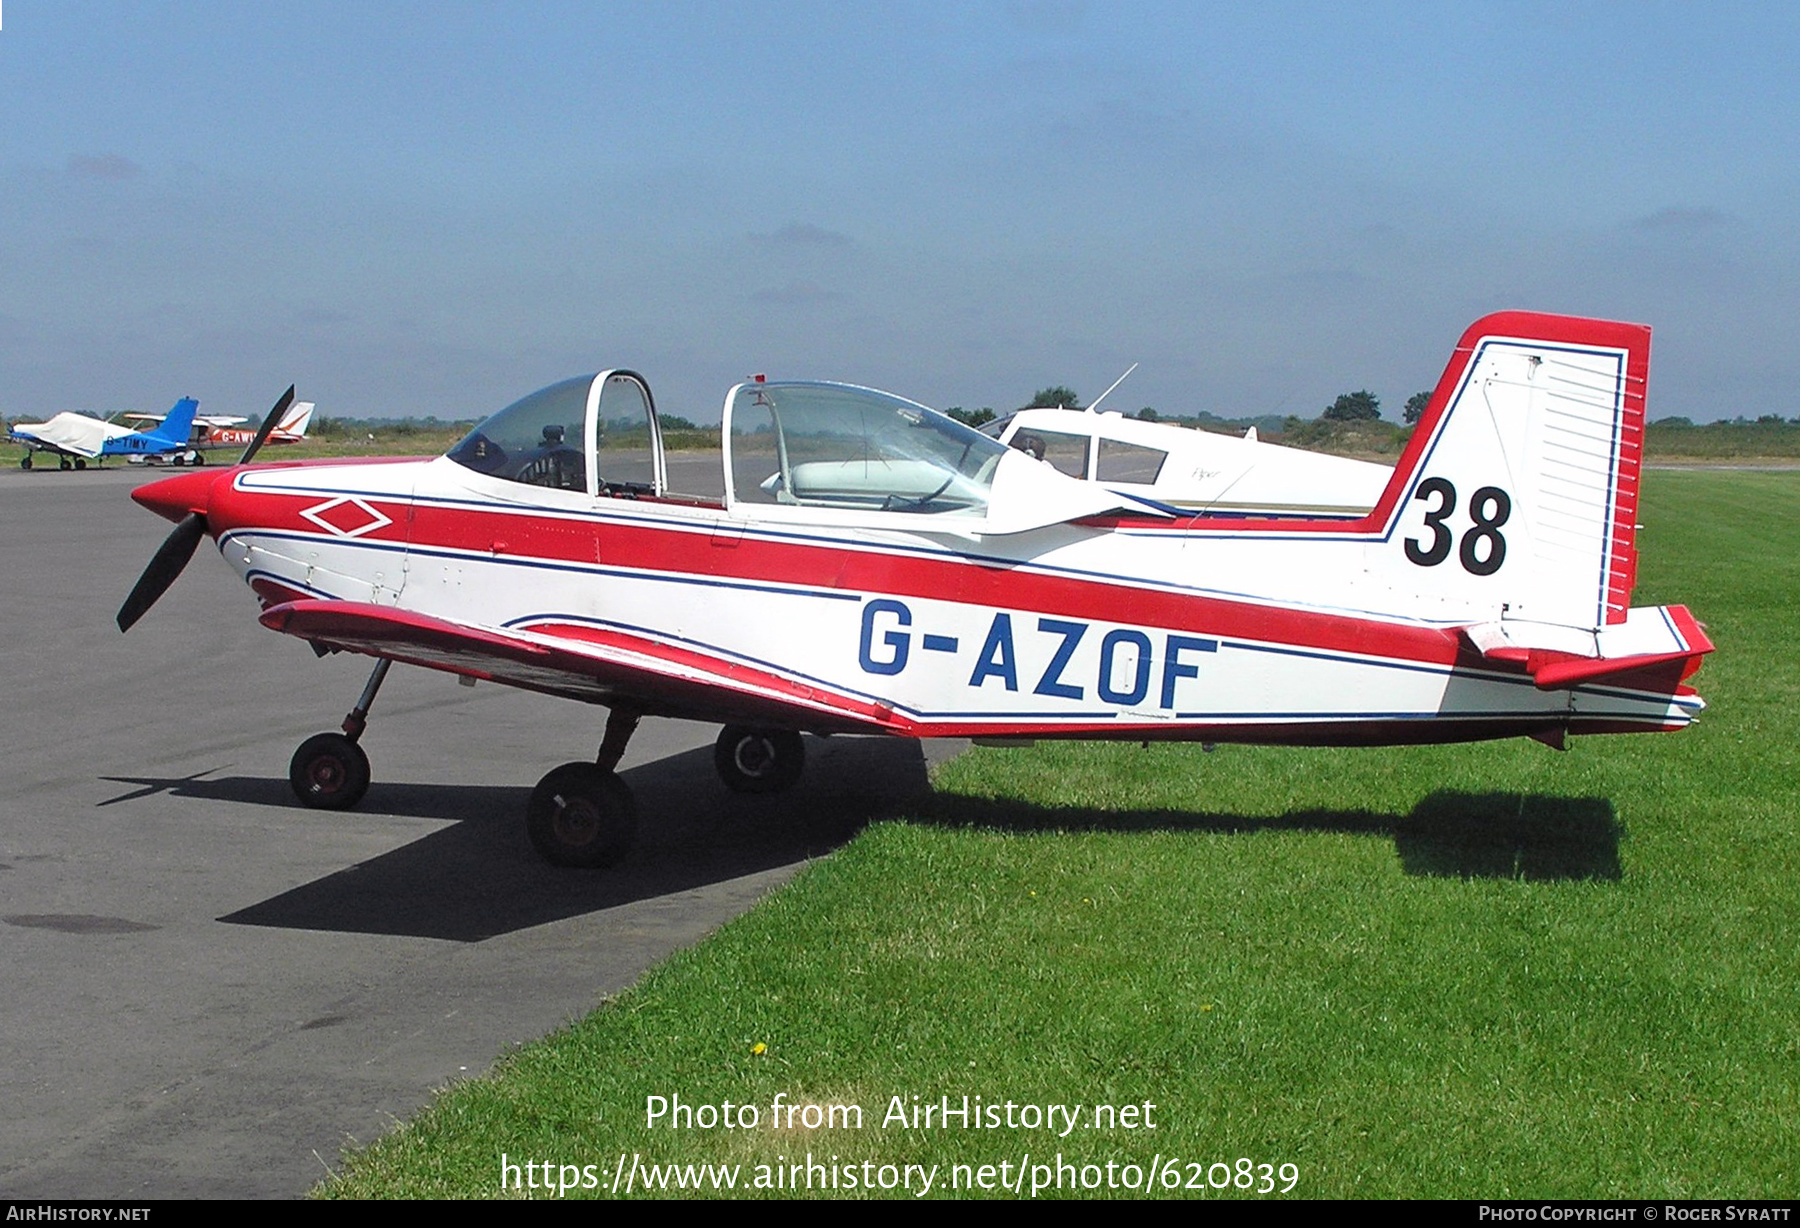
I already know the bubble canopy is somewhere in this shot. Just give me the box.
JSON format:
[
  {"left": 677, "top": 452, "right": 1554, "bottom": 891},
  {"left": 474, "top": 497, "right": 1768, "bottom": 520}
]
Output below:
[
  {"left": 448, "top": 371, "right": 662, "bottom": 496},
  {"left": 724, "top": 381, "right": 1008, "bottom": 517}
]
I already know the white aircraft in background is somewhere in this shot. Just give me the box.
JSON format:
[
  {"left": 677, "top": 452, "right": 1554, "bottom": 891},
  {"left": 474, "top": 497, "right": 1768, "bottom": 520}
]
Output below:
[{"left": 987, "top": 406, "right": 1393, "bottom": 518}]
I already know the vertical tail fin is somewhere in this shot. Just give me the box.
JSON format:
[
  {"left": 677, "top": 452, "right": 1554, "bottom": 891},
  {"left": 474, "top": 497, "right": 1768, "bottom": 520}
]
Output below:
[
  {"left": 1372, "top": 312, "right": 1648, "bottom": 632},
  {"left": 276, "top": 401, "right": 315, "bottom": 438},
  {"left": 146, "top": 397, "right": 201, "bottom": 448}
]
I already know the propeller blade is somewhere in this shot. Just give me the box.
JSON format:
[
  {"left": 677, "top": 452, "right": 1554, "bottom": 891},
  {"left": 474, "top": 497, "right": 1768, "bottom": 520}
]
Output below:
[
  {"left": 239, "top": 384, "right": 296, "bottom": 466},
  {"left": 118, "top": 385, "right": 291, "bottom": 631},
  {"left": 117, "top": 512, "right": 208, "bottom": 631}
]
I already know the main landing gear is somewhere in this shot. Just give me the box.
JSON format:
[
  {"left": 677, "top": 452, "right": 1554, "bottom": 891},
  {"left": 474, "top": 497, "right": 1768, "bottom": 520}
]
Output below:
[
  {"left": 286, "top": 666, "right": 811, "bottom": 868},
  {"left": 525, "top": 705, "right": 640, "bottom": 868},
  {"left": 713, "top": 725, "right": 805, "bottom": 794}
]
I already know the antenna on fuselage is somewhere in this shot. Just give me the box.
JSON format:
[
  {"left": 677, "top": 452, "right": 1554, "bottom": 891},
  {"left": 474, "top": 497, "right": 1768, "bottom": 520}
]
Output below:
[{"left": 1086, "top": 362, "right": 1139, "bottom": 414}]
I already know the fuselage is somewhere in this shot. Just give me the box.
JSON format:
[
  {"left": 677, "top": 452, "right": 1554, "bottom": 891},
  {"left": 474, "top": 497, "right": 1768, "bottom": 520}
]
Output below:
[
  {"left": 130, "top": 317, "right": 1711, "bottom": 751},
  {"left": 171, "top": 449, "right": 1698, "bottom": 746}
]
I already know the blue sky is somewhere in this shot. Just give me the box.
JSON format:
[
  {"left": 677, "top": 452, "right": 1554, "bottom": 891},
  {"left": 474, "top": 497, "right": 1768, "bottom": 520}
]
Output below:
[{"left": 3, "top": 2, "right": 1796, "bottom": 423}]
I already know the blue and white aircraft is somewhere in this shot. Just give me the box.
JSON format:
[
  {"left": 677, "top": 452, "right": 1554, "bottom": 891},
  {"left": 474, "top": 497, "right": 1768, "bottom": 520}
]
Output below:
[{"left": 11, "top": 398, "right": 202, "bottom": 470}]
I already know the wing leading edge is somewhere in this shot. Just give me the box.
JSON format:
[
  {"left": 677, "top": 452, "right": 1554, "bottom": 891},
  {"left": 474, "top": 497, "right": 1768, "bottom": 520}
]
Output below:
[{"left": 258, "top": 599, "right": 891, "bottom": 734}]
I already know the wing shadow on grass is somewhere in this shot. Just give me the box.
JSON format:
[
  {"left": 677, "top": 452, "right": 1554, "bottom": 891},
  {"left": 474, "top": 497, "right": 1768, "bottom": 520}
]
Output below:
[
  {"left": 908, "top": 790, "right": 1623, "bottom": 882},
  {"left": 99, "top": 736, "right": 929, "bottom": 943}
]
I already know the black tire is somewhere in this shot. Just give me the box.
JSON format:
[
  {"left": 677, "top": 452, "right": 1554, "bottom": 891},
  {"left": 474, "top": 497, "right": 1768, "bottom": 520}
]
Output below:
[
  {"left": 74, "top": 458, "right": 87, "bottom": 470},
  {"left": 19, "top": 454, "right": 30, "bottom": 470},
  {"left": 289, "top": 732, "right": 372, "bottom": 810},
  {"left": 527, "top": 762, "right": 636, "bottom": 868},
  {"left": 713, "top": 726, "right": 805, "bottom": 794},
  {"left": 191, "top": 451, "right": 206, "bottom": 466}
]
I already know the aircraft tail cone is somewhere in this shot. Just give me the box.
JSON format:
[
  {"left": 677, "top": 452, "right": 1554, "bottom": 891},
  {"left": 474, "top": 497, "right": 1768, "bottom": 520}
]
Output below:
[{"left": 131, "top": 468, "right": 221, "bottom": 524}]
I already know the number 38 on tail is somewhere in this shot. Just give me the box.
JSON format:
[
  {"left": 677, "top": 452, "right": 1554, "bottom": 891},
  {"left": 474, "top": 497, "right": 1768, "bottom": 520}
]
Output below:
[{"left": 119, "top": 312, "right": 1711, "bottom": 867}]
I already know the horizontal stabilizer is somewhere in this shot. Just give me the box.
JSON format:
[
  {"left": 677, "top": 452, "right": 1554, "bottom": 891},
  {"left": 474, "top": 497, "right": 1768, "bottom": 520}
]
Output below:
[{"left": 1463, "top": 605, "right": 1712, "bottom": 691}]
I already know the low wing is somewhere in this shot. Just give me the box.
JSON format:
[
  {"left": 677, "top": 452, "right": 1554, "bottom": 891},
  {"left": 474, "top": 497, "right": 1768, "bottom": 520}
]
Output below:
[
  {"left": 9, "top": 413, "right": 116, "bottom": 457},
  {"left": 259, "top": 599, "right": 895, "bottom": 734}
]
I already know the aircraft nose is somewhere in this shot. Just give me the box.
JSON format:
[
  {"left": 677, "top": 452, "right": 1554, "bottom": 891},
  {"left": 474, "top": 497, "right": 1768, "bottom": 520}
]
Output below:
[{"left": 131, "top": 469, "right": 221, "bottom": 524}]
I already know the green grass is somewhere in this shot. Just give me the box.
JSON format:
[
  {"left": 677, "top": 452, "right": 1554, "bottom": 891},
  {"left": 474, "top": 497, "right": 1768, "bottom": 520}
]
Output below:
[{"left": 320, "top": 471, "right": 1797, "bottom": 1199}]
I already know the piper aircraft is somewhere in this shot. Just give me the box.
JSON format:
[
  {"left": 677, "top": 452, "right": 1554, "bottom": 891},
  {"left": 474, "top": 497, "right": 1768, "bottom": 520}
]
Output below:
[
  {"left": 12, "top": 397, "right": 201, "bottom": 469},
  {"left": 117, "top": 312, "right": 1712, "bottom": 868}
]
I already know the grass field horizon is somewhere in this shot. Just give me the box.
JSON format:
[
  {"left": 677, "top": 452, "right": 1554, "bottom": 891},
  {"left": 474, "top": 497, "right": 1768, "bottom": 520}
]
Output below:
[
  {"left": 299, "top": 469, "right": 1792, "bottom": 1197},
  {"left": 9, "top": 417, "right": 1800, "bottom": 471}
]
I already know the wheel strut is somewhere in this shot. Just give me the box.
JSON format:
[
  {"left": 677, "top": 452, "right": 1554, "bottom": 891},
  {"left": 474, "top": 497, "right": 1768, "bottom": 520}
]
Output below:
[
  {"left": 594, "top": 704, "right": 642, "bottom": 772},
  {"left": 340, "top": 658, "right": 392, "bottom": 743},
  {"left": 290, "top": 657, "right": 391, "bottom": 811}
]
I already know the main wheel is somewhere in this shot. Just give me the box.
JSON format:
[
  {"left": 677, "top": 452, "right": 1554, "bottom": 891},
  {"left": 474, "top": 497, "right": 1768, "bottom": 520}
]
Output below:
[
  {"left": 19, "top": 454, "right": 30, "bottom": 470},
  {"left": 289, "top": 732, "right": 372, "bottom": 810},
  {"left": 714, "top": 726, "right": 805, "bottom": 794},
  {"left": 74, "top": 458, "right": 87, "bottom": 470},
  {"left": 527, "top": 763, "right": 637, "bottom": 868}
]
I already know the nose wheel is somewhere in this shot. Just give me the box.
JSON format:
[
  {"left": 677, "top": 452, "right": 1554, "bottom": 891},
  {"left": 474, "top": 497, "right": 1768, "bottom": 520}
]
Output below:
[
  {"left": 289, "top": 733, "right": 372, "bottom": 810},
  {"left": 288, "top": 658, "right": 389, "bottom": 811},
  {"left": 714, "top": 725, "right": 805, "bottom": 794}
]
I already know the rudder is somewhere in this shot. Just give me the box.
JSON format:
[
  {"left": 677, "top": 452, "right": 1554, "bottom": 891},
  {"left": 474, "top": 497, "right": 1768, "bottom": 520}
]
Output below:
[{"left": 1372, "top": 312, "right": 1648, "bottom": 632}]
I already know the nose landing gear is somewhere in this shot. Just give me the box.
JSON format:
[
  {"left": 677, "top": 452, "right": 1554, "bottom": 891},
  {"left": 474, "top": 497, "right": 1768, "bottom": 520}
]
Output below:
[{"left": 288, "top": 658, "right": 389, "bottom": 811}]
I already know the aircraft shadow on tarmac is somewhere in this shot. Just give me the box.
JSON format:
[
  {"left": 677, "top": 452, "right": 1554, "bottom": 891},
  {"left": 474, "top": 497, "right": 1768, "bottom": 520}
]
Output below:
[
  {"left": 96, "top": 739, "right": 1618, "bottom": 943},
  {"left": 906, "top": 789, "right": 1623, "bottom": 883},
  {"left": 100, "top": 736, "right": 931, "bottom": 943}
]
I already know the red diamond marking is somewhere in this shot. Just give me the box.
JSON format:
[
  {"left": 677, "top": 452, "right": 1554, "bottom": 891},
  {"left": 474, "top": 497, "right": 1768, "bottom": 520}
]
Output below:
[{"left": 300, "top": 497, "right": 393, "bottom": 539}]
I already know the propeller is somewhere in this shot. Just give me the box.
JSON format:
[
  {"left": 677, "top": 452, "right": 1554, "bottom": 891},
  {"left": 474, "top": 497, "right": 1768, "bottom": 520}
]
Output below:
[
  {"left": 117, "top": 385, "right": 296, "bottom": 632},
  {"left": 236, "top": 383, "right": 296, "bottom": 467}
]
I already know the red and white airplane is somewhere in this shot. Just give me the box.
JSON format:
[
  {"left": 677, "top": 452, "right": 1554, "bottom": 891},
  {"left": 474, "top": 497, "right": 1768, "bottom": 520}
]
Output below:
[
  {"left": 118, "top": 312, "right": 1711, "bottom": 868},
  {"left": 124, "top": 398, "right": 316, "bottom": 462}
]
